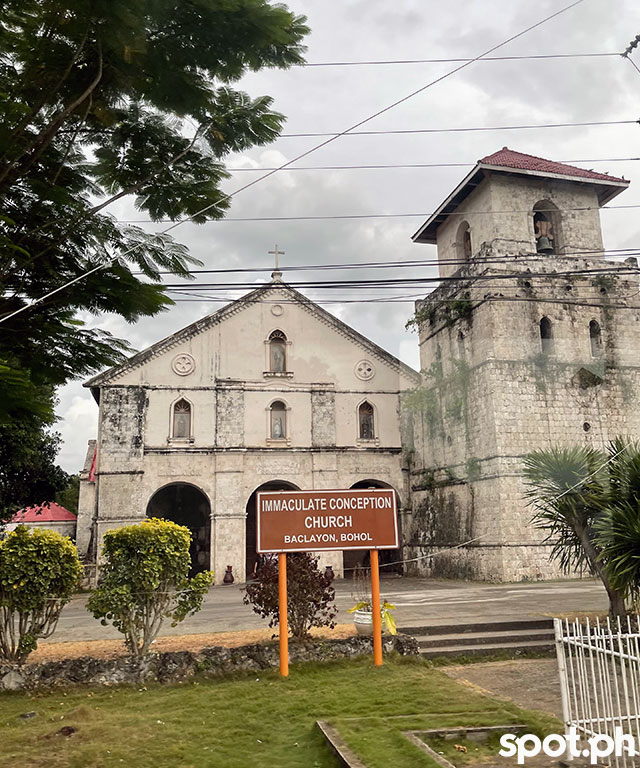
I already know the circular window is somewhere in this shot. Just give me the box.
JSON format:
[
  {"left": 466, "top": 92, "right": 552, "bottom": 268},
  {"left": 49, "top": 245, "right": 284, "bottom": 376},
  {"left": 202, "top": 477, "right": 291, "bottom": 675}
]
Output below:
[
  {"left": 271, "top": 304, "right": 284, "bottom": 317},
  {"left": 171, "top": 353, "right": 196, "bottom": 376},
  {"left": 354, "top": 360, "right": 375, "bottom": 381}
]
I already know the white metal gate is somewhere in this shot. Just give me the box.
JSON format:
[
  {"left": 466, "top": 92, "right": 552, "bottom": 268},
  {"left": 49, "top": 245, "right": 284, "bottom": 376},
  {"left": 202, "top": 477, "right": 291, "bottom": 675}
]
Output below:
[{"left": 555, "top": 617, "right": 640, "bottom": 766}]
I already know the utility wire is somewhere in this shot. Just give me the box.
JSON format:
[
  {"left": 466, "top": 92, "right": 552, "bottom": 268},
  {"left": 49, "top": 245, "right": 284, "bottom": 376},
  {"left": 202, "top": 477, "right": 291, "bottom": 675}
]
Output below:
[
  {"left": 117, "top": 203, "right": 640, "bottom": 225},
  {"left": 226, "top": 157, "right": 640, "bottom": 172},
  {"left": 135, "top": 246, "right": 640, "bottom": 276},
  {"left": 279, "top": 119, "right": 638, "bottom": 139},
  {"left": 302, "top": 52, "right": 620, "bottom": 67},
  {"left": 0, "top": 0, "right": 588, "bottom": 326}
]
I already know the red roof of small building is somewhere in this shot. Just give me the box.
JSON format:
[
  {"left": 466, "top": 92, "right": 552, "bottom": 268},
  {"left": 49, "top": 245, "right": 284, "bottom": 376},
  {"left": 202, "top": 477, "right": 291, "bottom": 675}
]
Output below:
[
  {"left": 480, "top": 147, "right": 627, "bottom": 184},
  {"left": 11, "top": 503, "right": 76, "bottom": 523}
]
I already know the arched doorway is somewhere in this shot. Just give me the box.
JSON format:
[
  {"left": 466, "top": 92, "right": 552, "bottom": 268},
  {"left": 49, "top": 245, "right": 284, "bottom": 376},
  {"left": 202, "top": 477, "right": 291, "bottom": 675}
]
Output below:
[
  {"left": 343, "top": 480, "right": 403, "bottom": 577},
  {"left": 245, "top": 480, "right": 299, "bottom": 578},
  {"left": 146, "top": 483, "right": 211, "bottom": 575}
]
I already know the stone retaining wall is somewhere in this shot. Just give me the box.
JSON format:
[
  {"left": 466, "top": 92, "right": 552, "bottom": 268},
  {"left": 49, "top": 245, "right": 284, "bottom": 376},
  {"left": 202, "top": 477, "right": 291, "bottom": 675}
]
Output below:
[{"left": 0, "top": 634, "right": 419, "bottom": 692}]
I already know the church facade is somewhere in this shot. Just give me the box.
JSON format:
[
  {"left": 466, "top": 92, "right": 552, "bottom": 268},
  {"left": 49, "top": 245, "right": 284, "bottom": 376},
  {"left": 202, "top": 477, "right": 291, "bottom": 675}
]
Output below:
[
  {"left": 77, "top": 275, "right": 419, "bottom": 583},
  {"left": 77, "top": 147, "right": 638, "bottom": 583}
]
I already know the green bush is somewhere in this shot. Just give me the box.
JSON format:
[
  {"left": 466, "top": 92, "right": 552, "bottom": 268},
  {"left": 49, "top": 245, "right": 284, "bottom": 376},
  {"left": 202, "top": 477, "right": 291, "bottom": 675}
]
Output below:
[
  {"left": 87, "top": 518, "right": 213, "bottom": 660},
  {"left": 0, "top": 525, "right": 82, "bottom": 663},
  {"left": 243, "top": 552, "right": 337, "bottom": 640}
]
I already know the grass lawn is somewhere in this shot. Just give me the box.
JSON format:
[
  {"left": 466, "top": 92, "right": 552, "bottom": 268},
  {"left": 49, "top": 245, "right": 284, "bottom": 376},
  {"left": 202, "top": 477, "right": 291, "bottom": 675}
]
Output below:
[{"left": 0, "top": 656, "right": 560, "bottom": 768}]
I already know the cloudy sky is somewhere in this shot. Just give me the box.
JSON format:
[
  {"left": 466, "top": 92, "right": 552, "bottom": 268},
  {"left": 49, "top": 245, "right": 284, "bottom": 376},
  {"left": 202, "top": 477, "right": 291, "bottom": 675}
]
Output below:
[{"left": 56, "top": 0, "right": 640, "bottom": 472}]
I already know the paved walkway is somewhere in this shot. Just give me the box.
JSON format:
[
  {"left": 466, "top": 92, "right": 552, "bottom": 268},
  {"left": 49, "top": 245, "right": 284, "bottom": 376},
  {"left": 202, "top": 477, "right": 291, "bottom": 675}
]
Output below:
[{"left": 47, "top": 576, "right": 609, "bottom": 643}]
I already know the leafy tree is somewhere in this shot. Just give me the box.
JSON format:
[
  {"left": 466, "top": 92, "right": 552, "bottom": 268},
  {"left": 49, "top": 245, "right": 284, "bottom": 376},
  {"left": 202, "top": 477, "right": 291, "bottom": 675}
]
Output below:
[
  {"left": 0, "top": 407, "right": 68, "bottom": 522},
  {"left": 56, "top": 474, "right": 80, "bottom": 516},
  {"left": 243, "top": 553, "right": 337, "bottom": 640},
  {"left": 523, "top": 444, "right": 625, "bottom": 616},
  {"left": 0, "top": 0, "right": 308, "bottom": 509},
  {"left": 0, "top": 525, "right": 83, "bottom": 664},
  {"left": 87, "top": 518, "right": 213, "bottom": 660}
]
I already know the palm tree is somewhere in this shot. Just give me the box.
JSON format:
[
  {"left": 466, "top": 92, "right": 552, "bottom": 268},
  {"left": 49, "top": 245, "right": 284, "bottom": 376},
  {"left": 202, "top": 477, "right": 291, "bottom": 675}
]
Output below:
[
  {"left": 593, "top": 438, "right": 640, "bottom": 611},
  {"left": 523, "top": 444, "right": 625, "bottom": 617}
]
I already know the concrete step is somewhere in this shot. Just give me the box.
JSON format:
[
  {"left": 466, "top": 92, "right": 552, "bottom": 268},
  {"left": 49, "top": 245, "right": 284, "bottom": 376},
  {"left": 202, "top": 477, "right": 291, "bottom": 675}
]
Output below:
[
  {"left": 421, "top": 638, "right": 555, "bottom": 659},
  {"left": 416, "top": 628, "right": 555, "bottom": 649},
  {"left": 398, "top": 618, "right": 554, "bottom": 637}
]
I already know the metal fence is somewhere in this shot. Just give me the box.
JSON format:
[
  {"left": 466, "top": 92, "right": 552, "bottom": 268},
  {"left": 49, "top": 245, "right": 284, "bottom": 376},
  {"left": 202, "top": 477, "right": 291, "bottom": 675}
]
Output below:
[{"left": 555, "top": 617, "right": 640, "bottom": 766}]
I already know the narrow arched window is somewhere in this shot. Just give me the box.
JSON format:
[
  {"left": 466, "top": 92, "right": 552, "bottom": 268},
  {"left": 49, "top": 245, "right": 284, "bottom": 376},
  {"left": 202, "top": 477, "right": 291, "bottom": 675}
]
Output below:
[
  {"left": 269, "top": 330, "right": 287, "bottom": 372},
  {"left": 270, "top": 401, "right": 286, "bottom": 439},
  {"left": 456, "top": 221, "right": 472, "bottom": 261},
  {"left": 359, "top": 402, "right": 375, "bottom": 440},
  {"left": 172, "top": 399, "right": 191, "bottom": 438},
  {"left": 540, "top": 317, "right": 553, "bottom": 355},
  {"left": 590, "top": 320, "right": 603, "bottom": 357}
]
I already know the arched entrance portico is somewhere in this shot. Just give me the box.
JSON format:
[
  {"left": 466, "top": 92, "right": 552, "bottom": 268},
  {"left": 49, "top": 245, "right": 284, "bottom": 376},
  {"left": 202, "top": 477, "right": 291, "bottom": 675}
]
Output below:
[
  {"left": 245, "top": 480, "right": 299, "bottom": 577},
  {"left": 343, "top": 480, "right": 403, "bottom": 577},
  {"left": 146, "top": 483, "right": 211, "bottom": 575}
]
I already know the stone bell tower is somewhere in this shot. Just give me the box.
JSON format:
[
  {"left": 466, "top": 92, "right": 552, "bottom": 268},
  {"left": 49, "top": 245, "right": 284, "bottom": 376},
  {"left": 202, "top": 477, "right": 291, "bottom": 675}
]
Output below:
[{"left": 404, "top": 147, "right": 639, "bottom": 581}]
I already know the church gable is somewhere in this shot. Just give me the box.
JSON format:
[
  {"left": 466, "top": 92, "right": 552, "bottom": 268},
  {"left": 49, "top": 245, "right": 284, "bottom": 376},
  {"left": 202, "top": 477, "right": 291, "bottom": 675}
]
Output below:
[{"left": 85, "top": 282, "right": 419, "bottom": 393}]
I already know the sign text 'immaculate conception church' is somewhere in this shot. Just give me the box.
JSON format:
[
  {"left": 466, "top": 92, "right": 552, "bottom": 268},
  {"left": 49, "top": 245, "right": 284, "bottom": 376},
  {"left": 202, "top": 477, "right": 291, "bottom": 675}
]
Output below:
[{"left": 256, "top": 489, "right": 398, "bottom": 553}]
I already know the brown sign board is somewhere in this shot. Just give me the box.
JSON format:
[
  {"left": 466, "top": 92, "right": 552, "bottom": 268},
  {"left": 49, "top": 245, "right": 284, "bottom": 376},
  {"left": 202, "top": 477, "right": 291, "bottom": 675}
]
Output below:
[{"left": 256, "top": 488, "right": 398, "bottom": 553}]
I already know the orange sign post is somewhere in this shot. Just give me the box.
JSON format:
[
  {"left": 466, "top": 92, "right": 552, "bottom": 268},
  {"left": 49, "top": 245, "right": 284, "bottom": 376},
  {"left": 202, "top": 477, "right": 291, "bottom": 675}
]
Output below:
[
  {"left": 257, "top": 488, "right": 397, "bottom": 675},
  {"left": 278, "top": 553, "right": 289, "bottom": 677}
]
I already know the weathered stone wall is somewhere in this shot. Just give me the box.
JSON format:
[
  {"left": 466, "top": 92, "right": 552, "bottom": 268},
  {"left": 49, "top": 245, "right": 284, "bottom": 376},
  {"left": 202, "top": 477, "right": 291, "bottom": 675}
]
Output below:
[
  {"left": 99, "top": 387, "right": 146, "bottom": 469},
  {"left": 311, "top": 389, "right": 336, "bottom": 446},
  {"left": 215, "top": 387, "right": 245, "bottom": 447},
  {"left": 407, "top": 245, "right": 640, "bottom": 581},
  {"left": 0, "top": 635, "right": 419, "bottom": 691},
  {"left": 436, "top": 174, "right": 604, "bottom": 277}
]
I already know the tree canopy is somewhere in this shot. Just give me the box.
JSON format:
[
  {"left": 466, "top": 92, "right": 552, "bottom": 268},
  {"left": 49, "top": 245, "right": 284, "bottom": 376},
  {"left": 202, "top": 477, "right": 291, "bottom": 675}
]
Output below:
[{"left": 0, "top": 0, "right": 308, "bottom": 511}]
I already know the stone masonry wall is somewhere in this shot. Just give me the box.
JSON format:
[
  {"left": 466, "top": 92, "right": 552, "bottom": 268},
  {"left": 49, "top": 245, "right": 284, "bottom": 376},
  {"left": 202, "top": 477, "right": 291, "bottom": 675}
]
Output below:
[
  {"left": 215, "top": 387, "right": 245, "bottom": 447},
  {"left": 407, "top": 246, "right": 640, "bottom": 581},
  {"left": 311, "top": 389, "right": 336, "bottom": 446}
]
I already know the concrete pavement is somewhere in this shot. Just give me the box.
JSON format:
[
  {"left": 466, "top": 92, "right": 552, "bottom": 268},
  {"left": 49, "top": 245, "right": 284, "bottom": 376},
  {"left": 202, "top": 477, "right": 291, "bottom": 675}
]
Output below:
[{"left": 46, "top": 576, "right": 609, "bottom": 644}]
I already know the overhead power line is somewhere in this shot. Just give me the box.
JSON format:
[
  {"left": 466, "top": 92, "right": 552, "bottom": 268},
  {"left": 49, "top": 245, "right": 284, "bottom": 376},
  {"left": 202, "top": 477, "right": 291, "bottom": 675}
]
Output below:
[
  {"left": 132, "top": 247, "right": 640, "bottom": 277},
  {"left": 302, "top": 52, "right": 620, "bottom": 67},
  {"left": 279, "top": 119, "right": 639, "bottom": 139},
  {"left": 118, "top": 203, "right": 640, "bottom": 225},
  {"left": 227, "top": 157, "right": 640, "bottom": 172},
  {"left": 156, "top": 265, "right": 640, "bottom": 290},
  {"left": 0, "top": 0, "right": 588, "bottom": 325}
]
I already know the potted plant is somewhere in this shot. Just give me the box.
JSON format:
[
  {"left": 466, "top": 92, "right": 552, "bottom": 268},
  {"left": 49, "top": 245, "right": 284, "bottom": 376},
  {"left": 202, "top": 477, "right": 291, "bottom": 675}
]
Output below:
[{"left": 348, "top": 565, "right": 397, "bottom": 636}]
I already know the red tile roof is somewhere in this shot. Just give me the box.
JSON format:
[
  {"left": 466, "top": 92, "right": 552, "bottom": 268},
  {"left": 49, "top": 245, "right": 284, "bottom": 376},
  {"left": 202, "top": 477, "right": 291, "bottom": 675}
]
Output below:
[
  {"left": 480, "top": 147, "right": 627, "bottom": 184},
  {"left": 11, "top": 502, "right": 76, "bottom": 523}
]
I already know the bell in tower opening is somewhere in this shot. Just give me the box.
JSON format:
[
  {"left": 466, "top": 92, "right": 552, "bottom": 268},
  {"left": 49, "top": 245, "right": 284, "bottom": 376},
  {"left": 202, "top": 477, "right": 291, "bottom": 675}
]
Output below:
[{"left": 533, "top": 211, "right": 555, "bottom": 254}]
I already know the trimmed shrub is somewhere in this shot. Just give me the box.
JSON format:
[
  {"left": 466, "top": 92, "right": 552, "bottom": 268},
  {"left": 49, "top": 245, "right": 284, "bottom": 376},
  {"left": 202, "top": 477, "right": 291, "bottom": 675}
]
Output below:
[
  {"left": 0, "top": 525, "right": 82, "bottom": 664},
  {"left": 87, "top": 518, "right": 213, "bottom": 661},
  {"left": 243, "top": 552, "right": 337, "bottom": 639}
]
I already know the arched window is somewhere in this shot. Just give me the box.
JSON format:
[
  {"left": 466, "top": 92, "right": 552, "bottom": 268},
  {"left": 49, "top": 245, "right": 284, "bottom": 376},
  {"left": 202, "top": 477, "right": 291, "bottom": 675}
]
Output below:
[
  {"left": 172, "top": 398, "right": 192, "bottom": 438},
  {"left": 540, "top": 317, "right": 554, "bottom": 355},
  {"left": 269, "top": 330, "right": 287, "bottom": 372},
  {"left": 456, "top": 221, "right": 472, "bottom": 261},
  {"left": 590, "top": 320, "right": 603, "bottom": 357},
  {"left": 358, "top": 401, "right": 375, "bottom": 440},
  {"left": 270, "top": 401, "right": 286, "bottom": 439},
  {"left": 533, "top": 200, "right": 561, "bottom": 255}
]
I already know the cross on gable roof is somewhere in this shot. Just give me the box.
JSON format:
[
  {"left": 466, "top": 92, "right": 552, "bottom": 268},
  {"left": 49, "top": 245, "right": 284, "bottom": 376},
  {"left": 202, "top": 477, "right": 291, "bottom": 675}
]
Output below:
[{"left": 412, "top": 146, "right": 630, "bottom": 245}]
